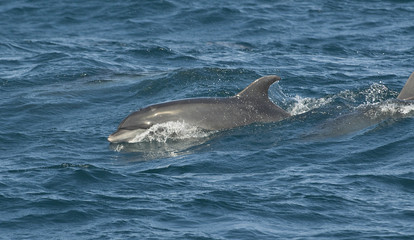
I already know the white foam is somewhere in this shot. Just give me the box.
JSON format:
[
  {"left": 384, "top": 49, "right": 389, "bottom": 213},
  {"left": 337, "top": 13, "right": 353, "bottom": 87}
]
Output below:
[
  {"left": 129, "top": 121, "right": 212, "bottom": 143},
  {"left": 288, "top": 95, "right": 332, "bottom": 115},
  {"left": 378, "top": 102, "right": 414, "bottom": 115},
  {"left": 354, "top": 100, "right": 414, "bottom": 121}
]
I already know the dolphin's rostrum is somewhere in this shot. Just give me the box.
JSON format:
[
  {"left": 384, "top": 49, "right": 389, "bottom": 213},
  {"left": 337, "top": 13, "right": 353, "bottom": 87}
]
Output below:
[{"left": 108, "top": 75, "right": 290, "bottom": 143}]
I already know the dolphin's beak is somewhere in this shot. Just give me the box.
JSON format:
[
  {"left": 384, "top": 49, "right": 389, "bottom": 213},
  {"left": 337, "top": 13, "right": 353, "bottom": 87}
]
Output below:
[
  {"left": 107, "top": 133, "right": 120, "bottom": 143},
  {"left": 107, "top": 129, "right": 145, "bottom": 143}
]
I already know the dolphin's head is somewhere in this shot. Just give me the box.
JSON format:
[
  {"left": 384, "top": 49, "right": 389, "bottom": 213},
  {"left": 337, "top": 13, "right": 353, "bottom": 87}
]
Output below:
[
  {"left": 108, "top": 108, "right": 155, "bottom": 143},
  {"left": 108, "top": 103, "right": 183, "bottom": 143}
]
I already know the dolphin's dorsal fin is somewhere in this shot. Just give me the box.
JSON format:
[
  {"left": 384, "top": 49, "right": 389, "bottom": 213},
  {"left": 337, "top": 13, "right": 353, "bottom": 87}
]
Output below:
[
  {"left": 236, "top": 75, "right": 281, "bottom": 99},
  {"left": 397, "top": 72, "right": 414, "bottom": 100}
]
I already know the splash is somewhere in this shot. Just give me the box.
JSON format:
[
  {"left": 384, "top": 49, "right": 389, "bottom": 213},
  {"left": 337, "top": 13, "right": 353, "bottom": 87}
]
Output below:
[
  {"left": 288, "top": 95, "right": 332, "bottom": 115},
  {"left": 376, "top": 101, "right": 414, "bottom": 116},
  {"left": 288, "top": 83, "right": 395, "bottom": 116},
  {"left": 363, "top": 83, "right": 390, "bottom": 104},
  {"left": 129, "top": 121, "right": 212, "bottom": 143}
]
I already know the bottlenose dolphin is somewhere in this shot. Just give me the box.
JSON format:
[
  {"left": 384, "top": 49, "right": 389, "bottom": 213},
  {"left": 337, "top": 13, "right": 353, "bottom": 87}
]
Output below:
[{"left": 108, "top": 75, "right": 290, "bottom": 143}]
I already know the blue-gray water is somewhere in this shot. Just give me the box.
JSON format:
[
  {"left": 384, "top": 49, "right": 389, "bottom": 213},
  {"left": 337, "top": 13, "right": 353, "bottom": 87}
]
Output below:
[{"left": 1, "top": 1, "right": 414, "bottom": 239}]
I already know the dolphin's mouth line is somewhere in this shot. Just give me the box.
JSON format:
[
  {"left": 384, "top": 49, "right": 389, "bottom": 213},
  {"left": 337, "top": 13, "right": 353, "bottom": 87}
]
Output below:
[{"left": 107, "top": 128, "right": 147, "bottom": 143}]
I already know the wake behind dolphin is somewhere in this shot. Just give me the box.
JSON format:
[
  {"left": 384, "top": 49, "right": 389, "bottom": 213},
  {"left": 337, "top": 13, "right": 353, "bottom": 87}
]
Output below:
[
  {"left": 308, "top": 72, "right": 414, "bottom": 139},
  {"left": 108, "top": 75, "right": 290, "bottom": 143}
]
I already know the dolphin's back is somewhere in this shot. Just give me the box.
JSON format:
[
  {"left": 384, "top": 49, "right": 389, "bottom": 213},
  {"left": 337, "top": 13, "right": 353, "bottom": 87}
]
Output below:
[
  {"left": 117, "top": 98, "right": 231, "bottom": 130},
  {"left": 118, "top": 96, "right": 288, "bottom": 131}
]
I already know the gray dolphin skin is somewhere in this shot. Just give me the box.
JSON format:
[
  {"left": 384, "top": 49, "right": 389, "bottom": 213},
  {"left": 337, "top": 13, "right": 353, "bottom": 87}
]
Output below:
[
  {"left": 397, "top": 72, "right": 414, "bottom": 100},
  {"left": 108, "top": 75, "right": 291, "bottom": 143}
]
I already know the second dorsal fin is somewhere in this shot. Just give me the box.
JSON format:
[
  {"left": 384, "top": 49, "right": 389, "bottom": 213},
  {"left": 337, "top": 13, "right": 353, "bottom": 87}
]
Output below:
[
  {"left": 236, "top": 75, "right": 281, "bottom": 99},
  {"left": 397, "top": 72, "right": 414, "bottom": 100}
]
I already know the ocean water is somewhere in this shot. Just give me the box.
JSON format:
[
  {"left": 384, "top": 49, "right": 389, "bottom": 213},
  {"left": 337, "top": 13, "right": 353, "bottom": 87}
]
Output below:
[{"left": 1, "top": 0, "right": 414, "bottom": 239}]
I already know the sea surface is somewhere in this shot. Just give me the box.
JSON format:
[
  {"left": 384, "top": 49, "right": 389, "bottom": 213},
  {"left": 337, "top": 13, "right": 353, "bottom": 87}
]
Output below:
[{"left": 1, "top": 0, "right": 414, "bottom": 239}]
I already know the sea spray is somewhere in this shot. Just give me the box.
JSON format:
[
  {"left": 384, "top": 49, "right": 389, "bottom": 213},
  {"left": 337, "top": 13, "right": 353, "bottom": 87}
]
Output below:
[
  {"left": 288, "top": 95, "right": 332, "bottom": 115},
  {"left": 130, "top": 121, "right": 213, "bottom": 143}
]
